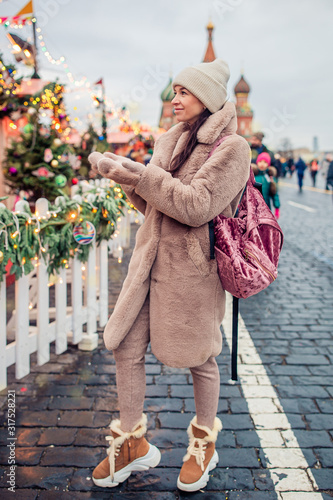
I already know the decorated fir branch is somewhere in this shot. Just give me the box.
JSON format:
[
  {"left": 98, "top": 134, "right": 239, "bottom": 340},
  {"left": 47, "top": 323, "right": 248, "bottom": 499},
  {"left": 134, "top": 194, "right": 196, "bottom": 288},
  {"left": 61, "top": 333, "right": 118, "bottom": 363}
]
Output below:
[
  {"left": 2, "top": 54, "right": 78, "bottom": 201},
  {"left": 3, "top": 82, "right": 77, "bottom": 202},
  {"left": 0, "top": 196, "right": 40, "bottom": 280},
  {"left": 0, "top": 183, "right": 134, "bottom": 282},
  {"left": 4, "top": 125, "right": 76, "bottom": 201},
  {"left": 0, "top": 52, "right": 21, "bottom": 118},
  {"left": 0, "top": 52, "right": 64, "bottom": 121}
]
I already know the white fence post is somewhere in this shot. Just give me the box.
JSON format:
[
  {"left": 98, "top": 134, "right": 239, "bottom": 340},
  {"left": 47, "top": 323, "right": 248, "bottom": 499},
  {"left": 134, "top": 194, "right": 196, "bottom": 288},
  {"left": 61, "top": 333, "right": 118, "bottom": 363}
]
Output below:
[
  {"left": 36, "top": 198, "right": 50, "bottom": 366},
  {"left": 1, "top": 193, "right": 140, "bottom": 389},
  {"left": 87, "top": 241, "right": 97, "bottom": 334},
  {"left": 15, "top": 273, "right": 30, "bottom": 379},
  {"left": 79, "top": 241, "right": 98, "bottom": 351},
  {"left": 37, "top": 256, "right": 50, "bottom": 365},
  {"left": 0, "top": 280, "right": 7, "bottom": 390},
  {"left": 55, "top": 267, "right": 67, "bottom": 355},
  {"left": 99, "top": 240, "right": 108, "bottom": 327},
  {"left": 71, "top": 255, "right": 83, "bottom": 344}
]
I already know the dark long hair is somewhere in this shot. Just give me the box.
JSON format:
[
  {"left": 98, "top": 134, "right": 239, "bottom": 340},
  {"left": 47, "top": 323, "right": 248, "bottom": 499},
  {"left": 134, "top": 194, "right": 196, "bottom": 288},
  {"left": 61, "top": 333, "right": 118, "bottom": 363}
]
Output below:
[{"left": 169, "top": 108, "right": 212, "bottom": 173}]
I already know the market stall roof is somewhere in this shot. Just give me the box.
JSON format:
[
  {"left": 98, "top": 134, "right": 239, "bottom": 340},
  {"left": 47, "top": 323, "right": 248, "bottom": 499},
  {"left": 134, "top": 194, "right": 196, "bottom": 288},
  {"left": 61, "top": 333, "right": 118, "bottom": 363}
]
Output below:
[
  {"left": 107, "top": 130, "right": 165, "bottom": 144},
  {"left": 16, "top": 78, "right": 50, "bottom": 96}
]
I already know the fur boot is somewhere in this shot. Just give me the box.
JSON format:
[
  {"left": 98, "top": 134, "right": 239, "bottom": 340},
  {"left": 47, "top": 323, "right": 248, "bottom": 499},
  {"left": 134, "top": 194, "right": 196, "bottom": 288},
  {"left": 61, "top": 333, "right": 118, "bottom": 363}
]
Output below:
[
  {"left": 177, "top": 416, "right": 222, "bottom": 492},
  {"left": 92, "top": 414, "right": 161, "bottom": 488}
]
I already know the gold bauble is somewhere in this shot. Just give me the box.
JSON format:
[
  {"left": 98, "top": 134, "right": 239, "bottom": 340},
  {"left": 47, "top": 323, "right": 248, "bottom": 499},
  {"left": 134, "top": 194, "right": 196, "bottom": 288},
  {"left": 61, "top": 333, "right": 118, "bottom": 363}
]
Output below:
[
  {"left": 0, "top": 250, "right": 4, "bottom": 263},
  {"left": 51, "top": 159, "right": 59, "bottom": 167}
]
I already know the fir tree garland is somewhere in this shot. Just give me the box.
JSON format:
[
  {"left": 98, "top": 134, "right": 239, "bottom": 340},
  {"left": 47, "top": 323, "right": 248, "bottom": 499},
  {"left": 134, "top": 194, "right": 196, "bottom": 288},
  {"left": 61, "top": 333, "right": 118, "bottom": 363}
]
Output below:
[{"left": 0, "top": 183, "right": 134, "bottom": 282}]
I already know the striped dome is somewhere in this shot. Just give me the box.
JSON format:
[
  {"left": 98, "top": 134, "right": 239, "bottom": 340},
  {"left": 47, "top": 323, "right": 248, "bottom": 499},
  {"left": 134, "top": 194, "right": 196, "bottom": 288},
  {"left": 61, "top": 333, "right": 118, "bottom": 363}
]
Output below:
[
  {"left": 234, "top": 75, "right": 250, "bottom": 94},
  {"left": 160, "top": 77, "right": 174, "bottom": 102}
]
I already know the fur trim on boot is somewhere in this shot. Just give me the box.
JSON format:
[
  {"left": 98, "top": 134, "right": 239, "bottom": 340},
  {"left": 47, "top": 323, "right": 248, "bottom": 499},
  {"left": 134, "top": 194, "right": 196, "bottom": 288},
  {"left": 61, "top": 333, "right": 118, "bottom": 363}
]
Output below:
[
  {"left": 183, "top": 416, "right": 222, "bottom": 463},
  {"left": 107, "top": 414, "right": 147, "bottom": 480},
  {"left": 109, "top": 414, "right": 147, "bottom": 441},
  {"left": 92, "top": 414, "right": 161, "bottom": 488},
  {"left": 177, "top": 416, "right": 222, "bottom": 492}
]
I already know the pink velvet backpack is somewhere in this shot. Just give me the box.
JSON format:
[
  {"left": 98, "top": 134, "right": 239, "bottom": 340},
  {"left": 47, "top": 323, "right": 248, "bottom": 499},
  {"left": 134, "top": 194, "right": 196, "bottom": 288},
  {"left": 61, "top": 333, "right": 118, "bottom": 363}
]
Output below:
[{"left": 208, "top": 136, "right": 284, "bottom": 299}]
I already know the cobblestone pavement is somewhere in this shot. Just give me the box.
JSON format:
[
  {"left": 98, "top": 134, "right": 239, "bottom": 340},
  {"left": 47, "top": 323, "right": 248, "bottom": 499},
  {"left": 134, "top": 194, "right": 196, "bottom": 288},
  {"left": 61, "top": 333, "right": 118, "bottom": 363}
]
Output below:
[{"left": 0, "top": 178, "right": 332, "bottom": 499}]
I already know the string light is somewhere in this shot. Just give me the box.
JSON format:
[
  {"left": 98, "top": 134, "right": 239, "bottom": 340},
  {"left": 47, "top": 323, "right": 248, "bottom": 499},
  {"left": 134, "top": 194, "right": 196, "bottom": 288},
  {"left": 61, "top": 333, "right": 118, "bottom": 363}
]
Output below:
[{"left": 1, "top": 184, "right": 136, "bottom": 284}]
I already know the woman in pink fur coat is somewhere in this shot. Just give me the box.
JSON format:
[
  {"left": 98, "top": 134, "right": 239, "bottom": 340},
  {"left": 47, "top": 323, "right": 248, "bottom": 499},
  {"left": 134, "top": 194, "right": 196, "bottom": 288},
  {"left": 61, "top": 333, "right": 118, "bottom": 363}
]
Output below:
[{"left": 88, "top": 58, "right": 250, "bottom": 492}]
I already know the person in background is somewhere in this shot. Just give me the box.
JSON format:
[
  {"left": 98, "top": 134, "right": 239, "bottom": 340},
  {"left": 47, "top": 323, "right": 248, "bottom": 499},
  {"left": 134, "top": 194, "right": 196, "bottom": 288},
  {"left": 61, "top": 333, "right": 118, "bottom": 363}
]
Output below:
[
  {"left": 295, "top": 157, "right": 307, "bottom": 192},
  {"left": 287, "top": 157, "right": 295, "bottom": 177},
  {"left": 128, "top": 141, "right": 146, "bottom": 164},
  {"left": 250, "top": 132, "right": 274, "bottom": 166},
  {"left": 280, "top": 156, "right": 288, "bottom": 178},
  {"left": 273, "top": 153, "right": 282, "bottom": 180},
  {"left": 143, "top": 142, "right": 153, "bottom": 165},
  {"left": 309, "top": 158, "right": 320, "bottom": 187},
  {"left": 320, "top": 154, "right": 330, "bottom": 187},
  {"left": 252, "top": 152, "right": 280, "bottom": 219},
  {"left": 326, "top": 154, "right": 333, "bottom": 192}
]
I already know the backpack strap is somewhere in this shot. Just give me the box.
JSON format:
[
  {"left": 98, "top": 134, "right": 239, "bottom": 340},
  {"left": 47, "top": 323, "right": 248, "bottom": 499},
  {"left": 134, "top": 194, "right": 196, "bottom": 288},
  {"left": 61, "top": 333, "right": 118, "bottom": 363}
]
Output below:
[
  {"left": 207, "top": 135, "right": 230, "bottom": 159},
  {"left": 208, "top": 220, "right": 215, "bottom": 260},
  {"left": 234, "top": 184, "right": 247, "bottom": 217}
]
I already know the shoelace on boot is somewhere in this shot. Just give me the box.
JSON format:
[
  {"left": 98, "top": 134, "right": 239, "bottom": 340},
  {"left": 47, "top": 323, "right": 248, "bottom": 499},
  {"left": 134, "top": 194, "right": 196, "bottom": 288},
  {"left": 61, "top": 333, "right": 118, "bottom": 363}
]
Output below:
[
  {"left": 106, "top": 435, "right": 121, "bottom": 480},
  {"left": 187, "top": 438, "right": 207, "bottom": 472}
]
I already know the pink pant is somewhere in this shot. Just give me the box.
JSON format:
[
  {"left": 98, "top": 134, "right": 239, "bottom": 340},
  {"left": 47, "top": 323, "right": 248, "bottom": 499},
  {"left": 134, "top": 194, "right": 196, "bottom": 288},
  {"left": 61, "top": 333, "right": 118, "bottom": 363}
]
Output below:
[{"left": 113, "top": 295, "right": 220, "bottom": 432}]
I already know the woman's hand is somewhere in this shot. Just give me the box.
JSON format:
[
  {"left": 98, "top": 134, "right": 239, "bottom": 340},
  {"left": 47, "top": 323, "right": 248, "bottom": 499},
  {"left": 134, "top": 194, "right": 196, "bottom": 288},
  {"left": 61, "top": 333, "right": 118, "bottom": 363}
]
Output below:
[
  {"left": 88, "top": 151, "right": 104, "bottom": 174},
  {"left": 88, "top": 152, "right": 126, "bottom": 174},
  {"left": 88, "top": 152, "right": 145, "bottom": 185}
]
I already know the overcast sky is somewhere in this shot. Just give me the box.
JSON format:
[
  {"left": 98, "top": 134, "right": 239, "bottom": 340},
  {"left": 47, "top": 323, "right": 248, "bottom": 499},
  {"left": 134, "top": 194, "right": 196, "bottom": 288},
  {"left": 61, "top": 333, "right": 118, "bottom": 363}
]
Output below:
[{"left": 1, "top": 0, "right": 332, "bottom": 151}]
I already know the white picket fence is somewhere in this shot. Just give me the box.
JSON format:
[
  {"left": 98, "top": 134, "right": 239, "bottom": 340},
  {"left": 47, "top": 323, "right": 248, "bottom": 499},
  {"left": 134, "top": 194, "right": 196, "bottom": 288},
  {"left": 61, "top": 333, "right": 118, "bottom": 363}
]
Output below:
[{"left": 0, "top": 188, "right": 142, "bottom": 391}]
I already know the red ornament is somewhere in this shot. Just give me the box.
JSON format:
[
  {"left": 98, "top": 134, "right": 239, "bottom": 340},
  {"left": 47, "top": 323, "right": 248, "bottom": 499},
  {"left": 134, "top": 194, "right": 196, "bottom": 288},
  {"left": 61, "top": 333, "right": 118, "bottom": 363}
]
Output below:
[
  {"left": 37, "top": 167, "right": 50, "bottom": 177},
  {"left": 72, "top": 177, "right": 79, "bottom": 185}
]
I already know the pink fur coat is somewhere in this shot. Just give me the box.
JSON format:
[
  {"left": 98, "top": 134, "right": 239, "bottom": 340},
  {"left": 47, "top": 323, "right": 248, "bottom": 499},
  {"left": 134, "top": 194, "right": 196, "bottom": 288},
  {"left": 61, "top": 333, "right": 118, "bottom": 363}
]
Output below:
[{"left": 104, "top": 102, "right": 250, "bottom": 367}]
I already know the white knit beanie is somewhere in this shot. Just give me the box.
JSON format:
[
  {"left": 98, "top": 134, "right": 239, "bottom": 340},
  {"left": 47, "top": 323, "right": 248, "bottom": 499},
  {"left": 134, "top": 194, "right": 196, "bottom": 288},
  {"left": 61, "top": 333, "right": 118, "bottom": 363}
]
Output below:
[{"left": 172, "top": 58, "right": 230, "bottom": 113}]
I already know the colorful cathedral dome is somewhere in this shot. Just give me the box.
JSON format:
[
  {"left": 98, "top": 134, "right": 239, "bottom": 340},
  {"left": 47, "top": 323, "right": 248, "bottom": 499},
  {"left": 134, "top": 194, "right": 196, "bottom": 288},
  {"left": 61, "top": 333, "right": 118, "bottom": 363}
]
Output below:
[
  {"left": 160, "top": 77, "right": 174, "bottom": 102},
  {"left": 234, "top": 75, "right": 250, "bottom": 94}
]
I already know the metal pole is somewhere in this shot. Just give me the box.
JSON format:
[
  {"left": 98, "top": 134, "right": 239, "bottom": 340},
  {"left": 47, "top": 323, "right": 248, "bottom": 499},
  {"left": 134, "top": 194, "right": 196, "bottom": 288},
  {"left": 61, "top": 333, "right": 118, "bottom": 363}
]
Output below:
[
  {"left": 231, "top": 295, "right": 239, "bottom": 381},
  {"left": 31, "top": 15, "right": 40, "bottom": 79},
  {"left": 101, "top": 80, "right": 107, "bottom": 140}
]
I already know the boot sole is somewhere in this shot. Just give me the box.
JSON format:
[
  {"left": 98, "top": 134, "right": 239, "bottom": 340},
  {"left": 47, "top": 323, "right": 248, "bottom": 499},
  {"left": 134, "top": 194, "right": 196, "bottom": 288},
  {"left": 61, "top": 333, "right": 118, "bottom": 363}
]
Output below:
[
  {"left": 92, "top": 443, "right": 161, "bottom": 488},
  {"left": 177, "top": 449, "right": 219, "bottom": 492}
]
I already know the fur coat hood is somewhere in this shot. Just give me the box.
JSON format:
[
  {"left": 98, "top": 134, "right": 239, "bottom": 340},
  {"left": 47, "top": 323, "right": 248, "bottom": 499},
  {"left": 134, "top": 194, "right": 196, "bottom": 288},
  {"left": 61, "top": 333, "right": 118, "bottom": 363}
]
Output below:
[
  {"left": 105, "top": 102, "right": 251, "bottom": 367},
  {"left": 252, "top": 165, "right": 277, "bottom": 178}
]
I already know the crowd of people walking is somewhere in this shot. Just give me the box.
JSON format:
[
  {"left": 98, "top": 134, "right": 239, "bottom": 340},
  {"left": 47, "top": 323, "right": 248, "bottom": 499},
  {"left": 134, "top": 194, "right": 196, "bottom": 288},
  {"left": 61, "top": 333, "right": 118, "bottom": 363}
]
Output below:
[{"left": 249, "top": 131, "right": 333, "bottom": 193}]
